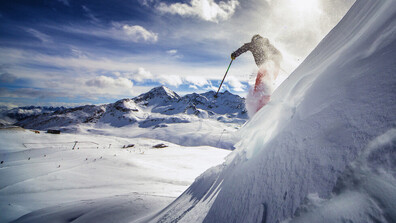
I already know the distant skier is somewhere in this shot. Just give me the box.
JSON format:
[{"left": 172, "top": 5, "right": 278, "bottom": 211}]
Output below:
[{"left": 231, "top": 34, "right": 282, "bottom": 116}]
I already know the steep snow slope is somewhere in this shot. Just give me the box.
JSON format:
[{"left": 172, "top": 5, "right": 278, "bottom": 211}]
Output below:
[
  {"left": 287, "top": 129, "right": 396, "bottom": 222},
  {"left": 148, "top": 1, "right": 396, "bottom": 222}
]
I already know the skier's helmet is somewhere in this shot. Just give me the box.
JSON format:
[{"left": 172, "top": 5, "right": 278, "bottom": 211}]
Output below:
[{"left": 252, "top": 34, "right": 262, "bottom": 42}]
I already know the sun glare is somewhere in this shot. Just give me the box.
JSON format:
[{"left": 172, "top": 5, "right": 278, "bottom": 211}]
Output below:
[{"left": 289, "top": 0, "right": 321, "bottom": 14}]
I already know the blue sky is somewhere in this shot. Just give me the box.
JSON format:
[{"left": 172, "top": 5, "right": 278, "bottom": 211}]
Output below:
[{"left": 0, "top": 0, "right": 354, "bottom": 107}]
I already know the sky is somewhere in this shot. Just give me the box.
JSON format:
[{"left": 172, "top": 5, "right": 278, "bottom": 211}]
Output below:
[{"left": 0, "top": 0, "right": 354, "bottom": 107}]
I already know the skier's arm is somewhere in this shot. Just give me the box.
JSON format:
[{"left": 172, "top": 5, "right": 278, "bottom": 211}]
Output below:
[{"left": 231, "top": 43, "right": 251, "bottom": 59}]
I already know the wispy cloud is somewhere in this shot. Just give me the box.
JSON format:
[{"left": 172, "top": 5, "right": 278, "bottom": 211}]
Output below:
[
  {"left": 85, "top": 75, "right": 133, "bottom": 89},
  {"left": 0, "top": 73, "right": 17, "bottom": 83},
  {"left": 156, "top": 0, "right": 239, "bottom": 23},
  {"left": 24, "top": 28, "right": 52, "bottom": 43},
  {"left": 0, "top": 87, "right": 68, "bottom": 99},
  {"left": 138, "top": 0, "right": 156, "bottom": 7},
  {"left": 115, "top": 68, "right": 153, "bottom": 83},
  {"left": 49, "top": 23, "right": 158, "bottom": 44},
  {"left": 84, "top": 75, "right": 134, "bottom": 97},
  {"left": 121, "top": 24, "right": 158, "bottom": 43},
  {"left": 185, "top": 76, "right": 209, "bottom": 87},
  {"left": 158, "top": 75, "right": 183, "bottom": 87},
  {"left": 82, "top": 5, "right": 100, "bottom": 23},
  {"left": 226, "top": 76, "right": 246, "bottom": 92},
  {"left": 166, "top": 49, "right": 183, "bottom": 59},
  {"left": 166, "top": 49, "right": 178, "bottom": 55},
  {"left": 189, "top": 84, "right": 198, "bottom": 90},
  {"left": 57, "top": 0, "right": 70, "bottom": 6},
  {"left": 0, "top": 47, "right": 235, "bottom": 80}
]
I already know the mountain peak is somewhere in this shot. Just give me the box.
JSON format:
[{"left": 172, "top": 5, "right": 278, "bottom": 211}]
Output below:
[
  {"left": 143, "top": 86, "right": 180, "bottom": 100},
  {"left": 133, "top": 86, "right": 181, "bottom": 105},
  {"left": 149, "top": 86, "right": 179, "bottom": 98}
]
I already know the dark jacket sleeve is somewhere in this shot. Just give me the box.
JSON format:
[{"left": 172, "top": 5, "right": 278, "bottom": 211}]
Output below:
[{"left": 233, "top": 43, "right": 251, "bottom": 58}]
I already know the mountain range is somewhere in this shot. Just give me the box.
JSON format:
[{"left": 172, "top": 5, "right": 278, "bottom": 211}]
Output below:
[{"left": 2, "top": 86, "right": 247, "bottom": 131}]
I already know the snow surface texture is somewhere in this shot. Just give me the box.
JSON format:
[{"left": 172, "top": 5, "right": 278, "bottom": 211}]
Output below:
[
  {"left": 286, "top": 129, "right": 396, "bottom": 222},
  {"left": 147, "top": 1, "right": 396, "bottom": 222},
  {"left": 0, "top": 128, "right": 230, "bottom": 222},
  {"left": 11, "top": 87, "right": 246, "bottom": 149}
]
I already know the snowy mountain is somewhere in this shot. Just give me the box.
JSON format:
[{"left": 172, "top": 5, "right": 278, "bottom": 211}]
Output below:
[
  {"left": 143, "top": 1, "right": 396, "bottom": 223},
  {"left": 5, "top": 87, "right": 246, "bottom": 149},
  {"left": 14, "top": 86, "right": 247, "bottom": 131}
]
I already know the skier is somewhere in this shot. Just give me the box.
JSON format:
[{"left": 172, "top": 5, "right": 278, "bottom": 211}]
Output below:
[{"left": 231, "top": 34, "right": 282, "bottom": 116}]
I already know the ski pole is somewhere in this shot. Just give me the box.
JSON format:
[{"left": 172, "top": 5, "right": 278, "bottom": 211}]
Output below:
[{"left": 215, "top": 59, "right": 234, "bottom": 98}]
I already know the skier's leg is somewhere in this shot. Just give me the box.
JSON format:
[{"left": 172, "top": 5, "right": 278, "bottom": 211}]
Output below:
[
  {"left": 246, "top": 63, "right": 276, "bottom": 117},
  {"left": 254, "top": 70, "right": 267, "bottom": 93},
  {"left": 256, "top": 64, "right": 278, "bottom": 111}
]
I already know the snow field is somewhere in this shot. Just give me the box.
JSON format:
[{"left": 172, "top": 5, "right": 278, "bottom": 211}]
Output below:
[
  {"left": 0, "top": 128, "right": 230, "bottom": 222},
  {"left": 84, "top": 119, "right": 241, "bottom": 150}
]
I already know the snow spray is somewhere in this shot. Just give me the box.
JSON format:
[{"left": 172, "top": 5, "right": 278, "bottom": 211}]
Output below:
[{"left": 246, "top": 61, "right": 279, "bottom": 118}]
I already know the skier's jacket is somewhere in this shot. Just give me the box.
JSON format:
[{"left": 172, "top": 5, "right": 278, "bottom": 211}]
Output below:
[{"left": 232, "top": 35, "right": 282, "bottom": 67}]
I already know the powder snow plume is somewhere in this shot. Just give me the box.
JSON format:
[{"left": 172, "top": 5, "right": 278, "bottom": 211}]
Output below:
[{"left": 246, "top": 60, "right": 279, "bottom": 118}]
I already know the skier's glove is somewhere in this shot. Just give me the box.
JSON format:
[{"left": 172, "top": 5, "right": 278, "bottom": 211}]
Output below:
[{"left": 231, "top": 52, "right": 236, "bottom": 60}]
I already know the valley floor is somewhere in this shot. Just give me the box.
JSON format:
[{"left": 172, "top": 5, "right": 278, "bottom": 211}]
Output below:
[{"left": 0, "top": 127, "right": 230, "bottom": 222}]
